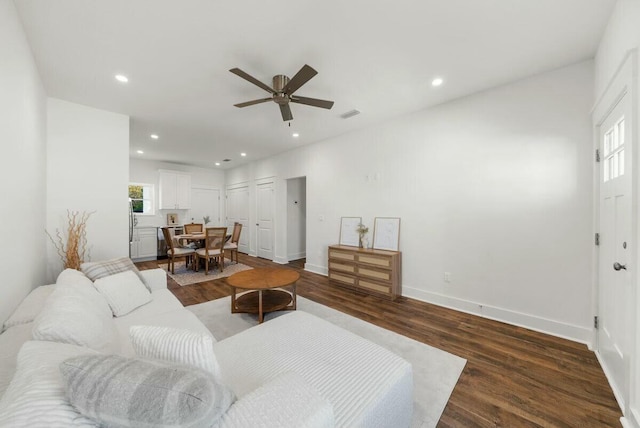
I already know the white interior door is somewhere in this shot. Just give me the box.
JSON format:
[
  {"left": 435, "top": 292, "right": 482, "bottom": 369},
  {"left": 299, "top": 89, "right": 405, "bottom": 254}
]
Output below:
[
  {"left": 256, "top": 181, "right": 274, "bottom": 260},
  {"left": 190, "top": 187, "right": 220, "bottom": 225},
  {"left": 598, "top": 92, "right": 632, "bottom": 410},
  {"left": 226, "top": 185, "right": 249, "bottom": 254}
]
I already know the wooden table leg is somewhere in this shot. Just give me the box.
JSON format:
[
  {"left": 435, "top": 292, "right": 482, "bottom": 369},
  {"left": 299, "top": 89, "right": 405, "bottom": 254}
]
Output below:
[
  {"left": 258, "top": 290, "right": 264, "bottom": 323},
  {"left": 231, "top": 287, "right": 237, "bottom": 313},
  {"left": 291, "top": 283, "right": 297, "bottom": 310}
]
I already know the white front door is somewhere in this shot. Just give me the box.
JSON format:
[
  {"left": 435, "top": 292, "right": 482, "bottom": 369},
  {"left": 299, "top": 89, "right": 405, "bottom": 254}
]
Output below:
[
  {"left": 256, "top": 181, "right": 274, "bottom": 260},
  {"left": 598, "top": 92, "right": 632, "bottom": 410},
  {"left": 226, "top": 185, "right": 249, "bottom": 254},
  {"left": 190, "top": 187, "right": 220, "bottom": 225}
]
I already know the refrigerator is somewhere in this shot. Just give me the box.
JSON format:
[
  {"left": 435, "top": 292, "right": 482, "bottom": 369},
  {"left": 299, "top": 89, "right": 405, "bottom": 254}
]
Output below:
[{"left": 128, "top": 199, "right": 136, "bottom": 258}]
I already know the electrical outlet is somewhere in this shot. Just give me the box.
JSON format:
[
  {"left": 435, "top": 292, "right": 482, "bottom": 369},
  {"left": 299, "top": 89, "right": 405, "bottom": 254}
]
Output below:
[{"left": 444, "top": 272, "right": 451, "bottom": 283}]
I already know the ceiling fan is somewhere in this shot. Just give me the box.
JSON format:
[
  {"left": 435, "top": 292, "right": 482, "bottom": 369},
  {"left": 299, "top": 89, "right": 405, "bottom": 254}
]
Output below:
[{"left": 230, "top": 64, "right": 334, "bottom": 122}]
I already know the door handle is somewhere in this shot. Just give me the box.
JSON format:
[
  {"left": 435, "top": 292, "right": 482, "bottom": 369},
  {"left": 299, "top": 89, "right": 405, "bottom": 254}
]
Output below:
[{"left": 613, "top": 262, "right": 627, "bottom": 271}]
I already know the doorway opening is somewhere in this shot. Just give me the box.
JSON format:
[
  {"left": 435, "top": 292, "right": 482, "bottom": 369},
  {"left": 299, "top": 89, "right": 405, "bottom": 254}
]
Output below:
[{"left": 286, "top": 177, "right": 306, "bottom": 264}]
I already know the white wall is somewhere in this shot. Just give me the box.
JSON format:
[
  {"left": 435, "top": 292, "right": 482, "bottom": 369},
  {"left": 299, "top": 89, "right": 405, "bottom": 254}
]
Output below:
[
  {"left": 129, "top": 158, "right": 226, "bottom": 227},
  {"left": 0, "top": 0, "right": 47, "bottom": 323},
  {"left": 46, "top": 98, "right": 129, "bottom": 281},
  {"left": 286, "top": 177, "right": 306, "bottom": 261},
  {"left": 594, "top": 0, "right": 640, "bottom": 99},
  {"left": 226, "top": 60, "right": 595, "bottom": 343},
  {"left": 595, "top": 2, "right": 640, "bottom": 425}
]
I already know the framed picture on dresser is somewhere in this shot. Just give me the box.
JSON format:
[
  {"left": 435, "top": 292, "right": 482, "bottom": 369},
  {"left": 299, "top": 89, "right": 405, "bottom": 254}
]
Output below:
[
  {"left": 167, "top": 213, "right": 178, "bottom": 225},
  {"left": 372, "top": 217, "right": 401, "bottom": 251},
  {"left": 339, "top": 217, "right": 361, "bottom": 247}
]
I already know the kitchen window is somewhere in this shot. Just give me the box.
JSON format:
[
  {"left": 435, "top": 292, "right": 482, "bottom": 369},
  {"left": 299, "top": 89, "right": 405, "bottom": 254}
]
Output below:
[{"left": 129, "top": 183, "right": 154, "bottom": 215}]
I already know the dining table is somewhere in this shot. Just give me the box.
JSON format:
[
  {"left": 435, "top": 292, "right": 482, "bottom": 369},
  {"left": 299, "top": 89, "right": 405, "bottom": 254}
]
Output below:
[
  {"left": 175, "top": 233, "right": 232, "bottom": 248},
  {"left": 176, "top": 232, "right": 233, "bottom": 271},
  {"left": 176, "top": 232, "right": 205, "bottom": 246}
]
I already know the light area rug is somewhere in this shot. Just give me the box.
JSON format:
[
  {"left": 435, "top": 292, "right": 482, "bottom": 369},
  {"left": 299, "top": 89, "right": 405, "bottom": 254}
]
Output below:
[
  {"left": 165, "top": 261, "right": 252, "bottom": 286},
  {"left": 187, "top": 296, "right": 466, "bottom": 428}
]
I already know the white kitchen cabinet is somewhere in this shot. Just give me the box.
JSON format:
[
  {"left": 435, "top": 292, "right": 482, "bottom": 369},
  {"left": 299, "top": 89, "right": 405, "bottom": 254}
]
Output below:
[
  {"left": 159, "top": 170, "right": 191, "bottom": 209},
  {"left": 131, "top": 227, "right": 157, "bottom": 261}
]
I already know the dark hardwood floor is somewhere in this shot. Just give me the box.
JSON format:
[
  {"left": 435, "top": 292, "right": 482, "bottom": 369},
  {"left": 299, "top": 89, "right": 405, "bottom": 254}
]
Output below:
[{"left": 136, "top": 254, "right": 622, "bottom": 427}]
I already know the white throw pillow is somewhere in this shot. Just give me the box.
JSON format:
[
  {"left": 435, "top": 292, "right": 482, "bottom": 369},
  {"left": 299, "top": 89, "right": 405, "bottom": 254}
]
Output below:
[
  {"left": 93, "top": 270, "right": 152, "bottom": 317},
  {"left": 56, "top": 268, "right": 93, "bottom": 288},
  {"left": 130, "top": 325, "right": 221, "bottom": 378},
  {"left": 0, "top": 341, "right": 99, "bottom": 427},
  {"left": 55, "top": 268, "right": 113, "bottom": 319},
  {"left": 32, "top": 286, "right": 117, "bottom": 353},
  {"left": 2, "top": 285, "right": 55, "bottom": 331}
]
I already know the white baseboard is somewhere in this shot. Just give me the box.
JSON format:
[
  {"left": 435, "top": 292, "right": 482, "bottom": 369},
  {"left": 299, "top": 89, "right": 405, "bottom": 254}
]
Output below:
[
  {"left": 304, "top": 263, "right": 327, "bottom": 276},
  {"left": 287, "top": 252, "right": 306, "bottom": 262},
  {"left": 273, "top": 256, "right": 288, "bottom": 265},
  {"left": 620, "top": 416, "right": 634, "bottom": 428},
  {"left": 133, "top": 256, "right": 158, "bottom": 262},
  {"left": 625, "top": 407, "right": 640, "bottom": 428},
  {"left": 403, "top": 286, "right": 593, "bottom": 346},
  {"left": 595, "top": 350, "right": 627, "bottom": 421}
]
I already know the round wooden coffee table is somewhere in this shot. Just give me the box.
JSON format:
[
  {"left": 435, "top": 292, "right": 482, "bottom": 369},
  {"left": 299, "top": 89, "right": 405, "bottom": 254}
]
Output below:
[{"left": 227, "top": 267, "right": 300, "bottom": 323}]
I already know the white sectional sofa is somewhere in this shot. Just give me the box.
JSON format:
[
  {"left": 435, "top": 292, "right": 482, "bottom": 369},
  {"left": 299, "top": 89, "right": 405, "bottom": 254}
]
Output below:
[{"left": 0, "top": 263, "right": 413, "bottom": 427}]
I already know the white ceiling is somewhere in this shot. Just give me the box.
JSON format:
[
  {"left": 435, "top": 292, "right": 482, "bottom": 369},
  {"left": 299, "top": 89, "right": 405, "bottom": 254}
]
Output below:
[{"left": 15, "top": 0, "right": 615, "bottom": 169}]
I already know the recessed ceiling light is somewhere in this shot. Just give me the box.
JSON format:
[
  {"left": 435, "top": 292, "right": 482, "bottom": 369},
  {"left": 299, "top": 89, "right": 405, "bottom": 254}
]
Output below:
[
  {"left": 115, "top": 74, "right": 129, "bottom": 83},
  {"left": 292, "top": 133, "right": 299, "bottom": 138},
  {"left": 150, "top": 134, "right": 159, "bottom": 139},
  {"left": 136, "top": 150, "right": 144, "bottom": 154},
  {"left": 215, "top": 162, "right": 221, "bottom": 166},
  {"left": 240, "top": 152, "right": 247, "bottom": 157},
  {"left": 431, "top": 77, "right": 444, "bottom": 87}
]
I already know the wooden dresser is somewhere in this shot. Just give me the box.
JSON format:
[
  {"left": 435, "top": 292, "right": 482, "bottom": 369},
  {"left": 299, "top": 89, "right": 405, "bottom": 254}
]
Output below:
[{"left": 327, "top": 245, "right": 402, "bottom": 300}]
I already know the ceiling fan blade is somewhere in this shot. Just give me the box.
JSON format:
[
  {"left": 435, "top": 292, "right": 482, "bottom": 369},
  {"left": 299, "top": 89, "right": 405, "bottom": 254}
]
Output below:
[
  {"left": 234, "top": 97, "right": 273, "bottom": 108},
  {"left": 280, "top": 104, "right": 293, "bottom": 121},
  {"left": 283, "top": 64, "right": 317, "bottom": 95},
  {"left": 229, "top": 68, "right": 275, "bottom": 94},
  {"left": 291, "top": 96, "right": 334, "bottom": 110}
]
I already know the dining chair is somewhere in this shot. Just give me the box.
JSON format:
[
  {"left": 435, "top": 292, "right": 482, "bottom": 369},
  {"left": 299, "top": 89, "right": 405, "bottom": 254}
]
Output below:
[
  {"left": 184, "top": 223, "right": 203, "bottom": 234},
  {"left": 195, "top": 227, "right": 227, "bottom": 275},
  {"left": 161, "top": 227, "right": 195, "bottom": 274},
  {"left": 224, "top": 222, "right": 243, "bottom": 264}
]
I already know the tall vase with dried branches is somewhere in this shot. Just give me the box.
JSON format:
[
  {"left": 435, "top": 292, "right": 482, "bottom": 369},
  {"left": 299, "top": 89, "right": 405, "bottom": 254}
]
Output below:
[{"left": 47, "top": 210, "right": 94, "bottom": 270}]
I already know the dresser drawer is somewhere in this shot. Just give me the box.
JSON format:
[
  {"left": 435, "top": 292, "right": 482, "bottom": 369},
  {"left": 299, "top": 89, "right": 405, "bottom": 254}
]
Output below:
[
  {"left": 328, "top": 271, "right": 356, "bottom": 286},
  {"left": 357, "top": 254, "right": 392, "bottom": 268},
  {"left": 329, "top": 261, "right": 356, "bottom": 274},
  {"left": 329, "top": 250, "right": 356, "bottom": 262},
  {"left": 356, "top": 278, "right": 391, "bottom": 294},
  {"left": 357, "top": 266, "right": 391, "bottom": 282}
]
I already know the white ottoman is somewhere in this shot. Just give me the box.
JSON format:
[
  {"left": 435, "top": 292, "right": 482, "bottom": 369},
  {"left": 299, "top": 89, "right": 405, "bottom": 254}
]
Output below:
[{"left": 214, "top": 311, "right": 413, "bottom": 428}]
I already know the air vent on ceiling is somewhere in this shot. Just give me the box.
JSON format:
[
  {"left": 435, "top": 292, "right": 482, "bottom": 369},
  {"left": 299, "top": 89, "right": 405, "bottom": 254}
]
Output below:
[{"left": 340, "top": 109, "right": 361, "bottom": 119}]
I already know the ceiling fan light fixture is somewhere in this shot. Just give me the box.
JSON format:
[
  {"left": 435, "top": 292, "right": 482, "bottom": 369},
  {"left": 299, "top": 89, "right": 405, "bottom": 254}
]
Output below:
[
  {"left": 340, "top": 109, "right": 361, "bottom": 119},
  {"left": 230, "top": 64, "right": 334, "bottom": 122}
]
